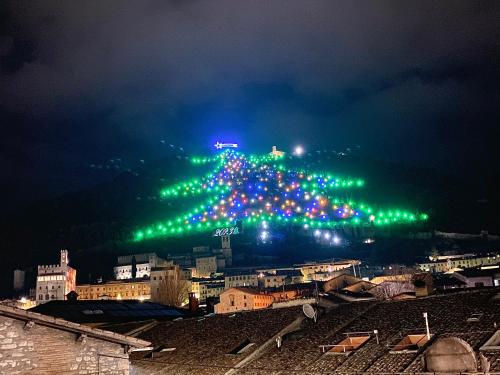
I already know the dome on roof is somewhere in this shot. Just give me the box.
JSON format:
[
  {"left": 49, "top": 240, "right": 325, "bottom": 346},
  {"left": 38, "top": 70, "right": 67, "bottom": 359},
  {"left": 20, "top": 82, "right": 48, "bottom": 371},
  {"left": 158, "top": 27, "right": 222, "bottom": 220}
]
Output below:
[{"left": 425, "top": 337, "right": 477, "bottom": 373}]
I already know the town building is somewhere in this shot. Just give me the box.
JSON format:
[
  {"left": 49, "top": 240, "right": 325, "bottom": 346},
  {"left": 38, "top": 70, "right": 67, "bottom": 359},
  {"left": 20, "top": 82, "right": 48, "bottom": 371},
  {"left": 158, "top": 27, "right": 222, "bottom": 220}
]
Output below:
[
  {"left": 418, "top": 253, "right": 500, "bottom": 273},
  {"left": 0, "top": 298, "right": 36, "bottom": 310},
  {"left": 214, "top": 287, "right": 275, "bottom": 314},
  {"left": 258, "top": 272, "right": 287, "bottom": 289},
  {"left": 454, "top": 267, "right": 500, "bottom": 288},
  {"left": 36, "top": 249, "right": 76, "bottom": 305},
  {"left": 191, "top": 276, "right": 225, "bottom": 302},
  {"left": 181, "top": 267, "right": 196, "bottom": 280},
  {"left": 192, "top": 245, "right": 210, "bottom": 255},
  {"left": 76, "top": 280, "right": 151, "bottom": 301},
  {"left": 194, "top": 255, "right": 217, "bottom": 277},
  {"left": 212, "top": 236, "right": 233, "bottom": 268},
  {"left": 13, "top": 269, "right": 25, "bottom": 292},
  {"left": 296, "top": 259, "right": 360, "bottom": 280},
  {"left": 277, "top": 269, "right": 304, "bottom": 284},
  {"left": 224, "top": 269, "right": 259, "bottom": 289},
  {"left": 412, "top": 272, "right": 434, "bottom": 297},
  {"left": 150, "top": 264, "right": 189, "bottom": 304},
  {"left": 114, "top": 253, "right": 172, "bottom": 280},
  {"left": 370, "top": 273, "right": 413, "bottom": 284},
  {"left": 0, "top": 304, "right": 149, "bottom": 374},
  {"left": 214, "top": 284, "right": 315, "bottom": 314},
  {"left": 269, "top": 145, "right": 285, "bottom": 157},
  {"left": 433, "top": 273, "right": 467, "bottom": 290}
]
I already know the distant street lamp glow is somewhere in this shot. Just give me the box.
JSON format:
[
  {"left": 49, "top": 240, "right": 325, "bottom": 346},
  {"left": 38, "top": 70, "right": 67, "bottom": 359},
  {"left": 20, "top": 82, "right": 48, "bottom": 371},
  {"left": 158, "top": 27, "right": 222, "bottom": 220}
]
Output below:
[{"left": 293, "top": 145, "right": 305, "bottom": 156}]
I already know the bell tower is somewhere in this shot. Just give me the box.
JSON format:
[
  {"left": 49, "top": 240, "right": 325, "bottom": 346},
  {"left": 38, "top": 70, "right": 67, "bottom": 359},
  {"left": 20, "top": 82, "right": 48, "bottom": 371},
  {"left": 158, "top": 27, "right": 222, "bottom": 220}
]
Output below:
[{"left": 60, "top": 249, "right": 69, "bottom": 267}]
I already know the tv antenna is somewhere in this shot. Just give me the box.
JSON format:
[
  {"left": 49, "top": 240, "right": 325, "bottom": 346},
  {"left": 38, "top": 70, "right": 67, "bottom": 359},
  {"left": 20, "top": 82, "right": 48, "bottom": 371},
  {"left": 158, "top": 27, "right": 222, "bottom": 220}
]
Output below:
[{"left": 303, "top": 303, "right": 317, "bottom": 323}]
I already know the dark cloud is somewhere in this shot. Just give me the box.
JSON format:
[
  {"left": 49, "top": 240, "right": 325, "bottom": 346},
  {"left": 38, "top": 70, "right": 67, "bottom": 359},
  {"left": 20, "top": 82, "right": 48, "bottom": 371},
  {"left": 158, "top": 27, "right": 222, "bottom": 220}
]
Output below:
[{"left": 0, "top": 0, "right": 499, "bottom": 207}]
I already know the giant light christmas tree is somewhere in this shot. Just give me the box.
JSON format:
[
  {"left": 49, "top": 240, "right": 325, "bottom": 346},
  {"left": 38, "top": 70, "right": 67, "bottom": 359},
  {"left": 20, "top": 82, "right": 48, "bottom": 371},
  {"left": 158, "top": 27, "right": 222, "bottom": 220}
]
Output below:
[{"left": 134, "top": 147, "right": 427, "bottom": 241}]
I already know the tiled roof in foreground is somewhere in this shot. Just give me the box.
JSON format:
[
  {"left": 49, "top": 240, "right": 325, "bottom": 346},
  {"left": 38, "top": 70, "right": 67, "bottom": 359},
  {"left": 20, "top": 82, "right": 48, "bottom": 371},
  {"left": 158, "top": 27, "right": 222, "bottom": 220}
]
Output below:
[
  {"left": 131, "top": 288, "right": 500, "bottom": 374},
  {"left": 0, "top": 304, "right": 150, "bottom": 348}
]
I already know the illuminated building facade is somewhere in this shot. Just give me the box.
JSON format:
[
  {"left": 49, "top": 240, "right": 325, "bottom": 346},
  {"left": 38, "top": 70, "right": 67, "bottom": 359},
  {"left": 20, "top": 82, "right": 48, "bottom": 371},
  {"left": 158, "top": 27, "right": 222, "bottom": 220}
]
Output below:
[
  {"left": 418, "top": 253, "right": 500, "bottom": 273},
  {"left": 114, "top": 253, "right": 172, "bottom": 280},
  {"left": 76, "top": 280, "right": 150, "bottom": 300},
  {"left": 195, "top": 256, "right": 217, "bottom": 277},
  {"left": 191, "top": 277, "right": 225, "bottom": 302},
  {"left": 269, "top": 145, "right": 285, "bottom": 157},
  {"left": 36, "top": 250, "right": 76, "bottom": 304},
  {"left": 298, "top": 260, "right": 360, "bottom": 280},
  {"left": 215, "top": 287, "right": 274, "bottom": 314},
  {"left": 259, "top": 273, "right": 286, "bottom": 289},
  {"left": 225, "top": 271, "right": 258, "bottom": 289}
]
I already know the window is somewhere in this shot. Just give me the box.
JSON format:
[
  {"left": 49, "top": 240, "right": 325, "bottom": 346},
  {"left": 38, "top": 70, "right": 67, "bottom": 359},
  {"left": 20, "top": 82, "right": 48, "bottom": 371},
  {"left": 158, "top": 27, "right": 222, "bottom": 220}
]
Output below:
[
  {"left": 480, "top": 330, "right": 500, "bottom": 350},
  {"left": 389, "top": 334, "right": 432, "bottom": 353},
  {"left": 467, "top": 313, "right": 483, "bottom": 322},
  {"left": 321, "top": 334, "right": 371, "bottom": 355}
]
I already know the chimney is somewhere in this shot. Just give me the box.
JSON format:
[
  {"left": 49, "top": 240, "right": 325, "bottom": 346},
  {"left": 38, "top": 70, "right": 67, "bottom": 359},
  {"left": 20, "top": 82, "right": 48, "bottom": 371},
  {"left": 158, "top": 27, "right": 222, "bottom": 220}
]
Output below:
[{"left": 188, "top": 292, "right": 199, "bottom": 313}]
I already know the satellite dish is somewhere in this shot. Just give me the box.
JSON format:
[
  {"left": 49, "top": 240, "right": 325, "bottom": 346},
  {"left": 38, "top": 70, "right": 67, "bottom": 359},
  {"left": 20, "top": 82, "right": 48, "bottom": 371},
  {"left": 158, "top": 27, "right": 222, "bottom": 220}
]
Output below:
[{"left": 303, "top": 304, "right": 317, "bottom": 322}]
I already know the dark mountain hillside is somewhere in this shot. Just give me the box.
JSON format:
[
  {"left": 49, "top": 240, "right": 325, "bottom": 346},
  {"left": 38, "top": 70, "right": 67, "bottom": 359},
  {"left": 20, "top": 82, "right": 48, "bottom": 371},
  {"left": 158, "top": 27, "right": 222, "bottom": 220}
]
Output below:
[{"left": 1, "top": 151, "right": 498, "bottom": 297}]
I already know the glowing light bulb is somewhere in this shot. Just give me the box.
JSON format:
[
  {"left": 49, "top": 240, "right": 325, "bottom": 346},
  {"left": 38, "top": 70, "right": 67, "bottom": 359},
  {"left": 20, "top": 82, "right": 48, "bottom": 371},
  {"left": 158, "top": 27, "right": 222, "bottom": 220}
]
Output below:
[{"left": 293, "top": 145, "right": 304, "bottom": 156}]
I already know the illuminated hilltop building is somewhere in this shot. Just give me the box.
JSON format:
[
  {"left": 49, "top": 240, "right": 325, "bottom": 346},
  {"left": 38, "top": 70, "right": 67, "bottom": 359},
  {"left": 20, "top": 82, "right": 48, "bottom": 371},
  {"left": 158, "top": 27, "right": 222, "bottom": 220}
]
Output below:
[
  {"left": 134, "top": 148, "right": 428, "bottom": 241},
  {"left": 269, "top": 145, "right": 285, "bottom": 157}
]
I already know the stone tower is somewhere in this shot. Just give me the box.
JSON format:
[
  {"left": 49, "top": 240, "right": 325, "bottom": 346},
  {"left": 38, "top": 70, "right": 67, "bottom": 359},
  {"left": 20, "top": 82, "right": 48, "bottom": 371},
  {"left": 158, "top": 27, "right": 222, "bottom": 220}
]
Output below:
[{"left": 60, "top": 249, "right": 69, "bottom": 267}]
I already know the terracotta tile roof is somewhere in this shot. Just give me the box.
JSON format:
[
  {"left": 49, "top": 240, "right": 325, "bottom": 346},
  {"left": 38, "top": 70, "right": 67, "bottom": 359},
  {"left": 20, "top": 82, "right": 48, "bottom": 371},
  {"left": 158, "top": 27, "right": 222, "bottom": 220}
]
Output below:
[{"left": 130, "top": 288, "right": 500, "bottom": 374}]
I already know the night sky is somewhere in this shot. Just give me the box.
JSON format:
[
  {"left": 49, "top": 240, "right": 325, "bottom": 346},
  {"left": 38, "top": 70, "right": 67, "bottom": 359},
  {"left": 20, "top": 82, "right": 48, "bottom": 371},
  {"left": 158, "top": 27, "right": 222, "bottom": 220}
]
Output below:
[{"left": 1, "top": 1, "right": 499, "bottom": 211}]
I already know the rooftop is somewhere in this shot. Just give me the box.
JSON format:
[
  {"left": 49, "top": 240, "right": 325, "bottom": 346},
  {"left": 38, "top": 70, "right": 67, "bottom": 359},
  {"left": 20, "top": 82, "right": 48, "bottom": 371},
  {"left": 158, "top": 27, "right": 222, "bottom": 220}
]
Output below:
[
  {"left": 456, "top": 267, "right": 500, "bottom": 278},
  {"left": 30, "top": 300, "right": 185, "bottom": 324},
  {"left": 131, "top": 288, "right": 500, "bottom": 374},
  {"left": 0, "top": 304, "right": 150, "bottom": 348}
]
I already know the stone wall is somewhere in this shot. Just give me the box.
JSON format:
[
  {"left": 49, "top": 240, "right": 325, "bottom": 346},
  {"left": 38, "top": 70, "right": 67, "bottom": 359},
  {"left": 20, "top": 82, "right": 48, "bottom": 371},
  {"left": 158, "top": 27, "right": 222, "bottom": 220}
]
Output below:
[{"left": 0, "top": 316, "right": 130, "bottom": 374}]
